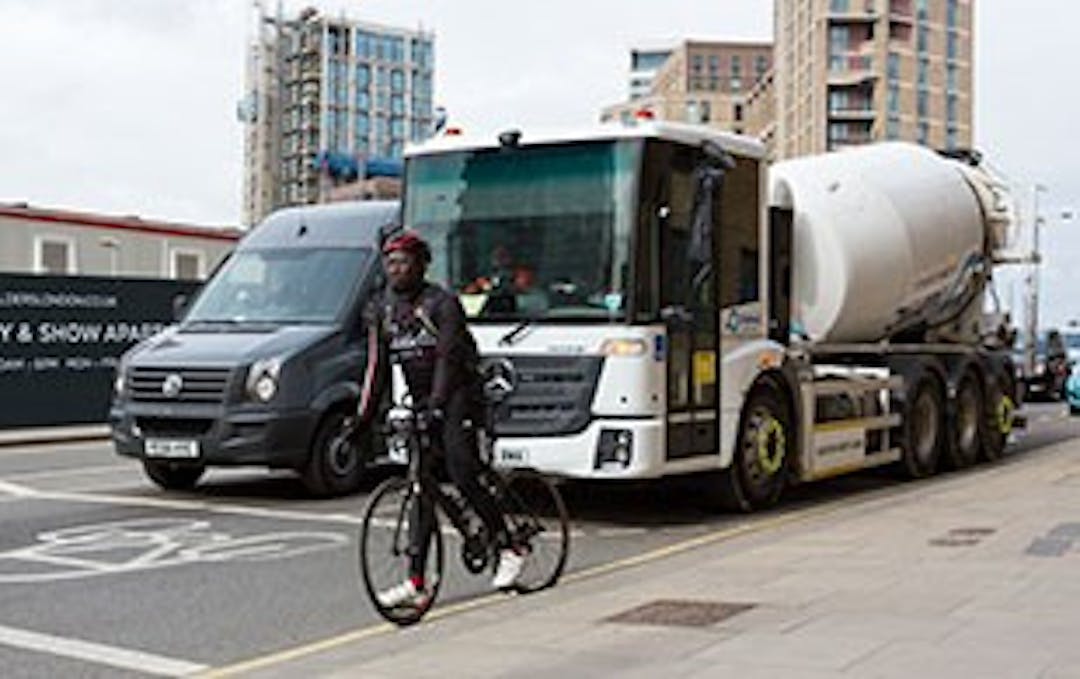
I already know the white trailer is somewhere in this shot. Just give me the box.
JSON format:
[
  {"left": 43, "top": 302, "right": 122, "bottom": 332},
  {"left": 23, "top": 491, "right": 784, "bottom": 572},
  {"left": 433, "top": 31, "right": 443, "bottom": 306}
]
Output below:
[{"left": 402, "top": 122, "right": 1020, "bottom": 510}]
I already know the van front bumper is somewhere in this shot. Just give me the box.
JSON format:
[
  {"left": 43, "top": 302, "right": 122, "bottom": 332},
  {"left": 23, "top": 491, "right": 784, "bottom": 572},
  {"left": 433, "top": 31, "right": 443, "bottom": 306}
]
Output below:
[{"left": 109, "top": 402, "right": 316, "bottom": 468}]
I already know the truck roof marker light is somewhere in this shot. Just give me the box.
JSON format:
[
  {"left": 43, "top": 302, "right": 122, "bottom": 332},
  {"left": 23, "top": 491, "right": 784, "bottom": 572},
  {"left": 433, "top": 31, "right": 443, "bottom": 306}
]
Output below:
[
  {"left": 444, "top": 127, "right": 463, "bottom": 136},
  {"left": 634, "top": 109, "right": 655, "bottom": 121}
]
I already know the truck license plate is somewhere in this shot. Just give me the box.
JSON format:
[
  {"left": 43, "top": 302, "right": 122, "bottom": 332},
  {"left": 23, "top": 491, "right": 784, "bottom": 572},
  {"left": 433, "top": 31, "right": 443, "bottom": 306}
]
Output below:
[{"left": 145, "top": 439, "right": 200, "bottom": 459}]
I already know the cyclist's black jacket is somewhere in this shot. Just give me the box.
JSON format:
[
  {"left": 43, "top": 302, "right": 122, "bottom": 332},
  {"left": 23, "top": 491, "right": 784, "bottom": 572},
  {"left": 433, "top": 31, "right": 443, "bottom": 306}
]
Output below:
[{"left": 360, "top": 282, "right": 480, "bottom": 415}]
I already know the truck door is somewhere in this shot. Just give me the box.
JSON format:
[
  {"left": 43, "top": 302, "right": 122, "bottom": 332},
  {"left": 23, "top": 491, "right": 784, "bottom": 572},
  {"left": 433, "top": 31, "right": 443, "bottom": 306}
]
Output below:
[{"left": 663, "top": 152, "right": 721, "bottom": 460}]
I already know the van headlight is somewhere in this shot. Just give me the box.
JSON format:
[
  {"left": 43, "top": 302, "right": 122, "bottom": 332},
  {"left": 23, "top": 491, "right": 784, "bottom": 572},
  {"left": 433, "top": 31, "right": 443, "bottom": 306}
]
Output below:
[
  {"left": 246, "top": 358, "right": 283, "bottom": 403},
  {"left": 113, "top": 357, "right": 129, "bottom": 397}
]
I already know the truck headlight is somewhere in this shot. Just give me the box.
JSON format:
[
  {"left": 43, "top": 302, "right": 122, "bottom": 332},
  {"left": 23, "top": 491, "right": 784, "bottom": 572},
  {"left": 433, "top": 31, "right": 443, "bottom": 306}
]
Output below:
[
  {"left": 246, "top": 358, "right": 283, "bottom": 403},
  {"left": 600, "top": 338, "right": 648, "bottom": 357}
]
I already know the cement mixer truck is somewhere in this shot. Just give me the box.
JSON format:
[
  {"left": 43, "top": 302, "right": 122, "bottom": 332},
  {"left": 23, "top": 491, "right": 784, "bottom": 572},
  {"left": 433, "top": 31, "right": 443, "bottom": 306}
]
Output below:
[{"left": 400, "top": 121, "right": 1019, "bottom": 510}]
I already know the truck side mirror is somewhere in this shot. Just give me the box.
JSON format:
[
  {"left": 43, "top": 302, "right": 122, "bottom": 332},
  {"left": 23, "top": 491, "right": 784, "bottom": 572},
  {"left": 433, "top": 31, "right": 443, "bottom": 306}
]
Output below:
[{"left": 172, "top": 294, "right": 189, "bottom": 322}]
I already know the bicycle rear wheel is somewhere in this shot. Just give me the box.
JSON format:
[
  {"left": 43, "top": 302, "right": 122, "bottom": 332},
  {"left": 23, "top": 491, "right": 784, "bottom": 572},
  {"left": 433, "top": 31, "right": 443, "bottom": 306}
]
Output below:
[
  {"left": 359, "top": 477, "right": 444, "bottom": 626},
  {"left": 498, "top": 471, "right": 570, "bottom": 594}
]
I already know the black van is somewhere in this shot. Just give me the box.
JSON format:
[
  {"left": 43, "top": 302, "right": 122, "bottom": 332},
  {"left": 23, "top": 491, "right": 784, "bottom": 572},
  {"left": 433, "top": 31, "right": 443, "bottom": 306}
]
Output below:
[{"left": 109, "top": 201, "right": 397, "bottom": 496}]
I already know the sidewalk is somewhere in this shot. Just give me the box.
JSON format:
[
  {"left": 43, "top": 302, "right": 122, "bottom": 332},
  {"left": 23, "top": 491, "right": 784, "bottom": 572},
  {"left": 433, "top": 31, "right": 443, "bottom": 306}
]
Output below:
[
  {"left": 227, "top": 438, "right": 1080, "bottom": 679},
  {"left": 0, "top": 424, "right": 110, "bottom": 448}
]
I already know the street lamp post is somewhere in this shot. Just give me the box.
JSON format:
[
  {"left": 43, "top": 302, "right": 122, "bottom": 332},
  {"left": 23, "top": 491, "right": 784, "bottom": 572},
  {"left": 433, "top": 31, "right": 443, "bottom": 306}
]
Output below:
[{"left": 1025, "top": 184, "right": 1075, "bottom": 375}]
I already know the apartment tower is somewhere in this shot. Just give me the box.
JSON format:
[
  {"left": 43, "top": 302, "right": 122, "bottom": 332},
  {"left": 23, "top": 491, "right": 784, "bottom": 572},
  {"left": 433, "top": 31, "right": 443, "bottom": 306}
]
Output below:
[
  {"left": 241, "top": 7, "right": 435, "bottom": 226},
  {"left": 774, "top": 0, "right": 973, "bottom": 159}
]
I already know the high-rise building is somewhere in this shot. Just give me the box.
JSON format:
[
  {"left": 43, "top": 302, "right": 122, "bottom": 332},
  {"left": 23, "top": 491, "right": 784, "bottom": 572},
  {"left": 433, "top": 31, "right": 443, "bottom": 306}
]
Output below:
[
  {"left": 628, "top": 46, "right": 673, "bottom": 101},
  {"left": 774, "top": 0, "right": 973, "bottom": 159},
  {"left": 602, "top": 40, "right": 774, "bottom": 138},
  {"left": 240, "top": 7, "right": 435, "bottom": 226}
]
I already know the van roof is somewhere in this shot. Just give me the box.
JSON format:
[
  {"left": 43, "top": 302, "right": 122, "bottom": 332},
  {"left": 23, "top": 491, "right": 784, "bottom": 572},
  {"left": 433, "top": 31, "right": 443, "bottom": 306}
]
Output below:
[{"left": 240, "top": 201, "right": 399, "bottom": 250}]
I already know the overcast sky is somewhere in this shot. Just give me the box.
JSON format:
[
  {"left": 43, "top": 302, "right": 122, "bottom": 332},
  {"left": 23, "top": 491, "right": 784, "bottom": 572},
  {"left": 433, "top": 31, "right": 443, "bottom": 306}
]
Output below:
[{"left": 0, "top": 1, "right": 1077, "bottom": 326}]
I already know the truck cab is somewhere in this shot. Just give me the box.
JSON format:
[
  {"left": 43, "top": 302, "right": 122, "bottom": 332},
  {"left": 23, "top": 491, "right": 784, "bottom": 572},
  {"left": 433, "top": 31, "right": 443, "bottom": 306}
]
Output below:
[{"left": 109, "top": 201, "right": 398, "bottom": 496}]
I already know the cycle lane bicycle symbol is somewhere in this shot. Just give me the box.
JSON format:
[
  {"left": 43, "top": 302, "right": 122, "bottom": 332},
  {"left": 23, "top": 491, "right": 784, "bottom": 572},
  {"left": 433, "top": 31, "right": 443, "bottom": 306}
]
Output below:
[{"left": 0, "top": 517, "right": 349, "bottom": 584}]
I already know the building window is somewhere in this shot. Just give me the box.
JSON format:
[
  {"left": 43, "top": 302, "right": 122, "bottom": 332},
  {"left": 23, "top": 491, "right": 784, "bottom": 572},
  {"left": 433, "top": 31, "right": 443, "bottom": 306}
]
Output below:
[
  {"left": 946, "top": 94, "right": 957, "bottom": 123},
  {"left": 356, "top": 64, "right": 370, "bottom": 89},
  {"left": 888, "top": 84, "right": 899, "bottom": 113},
  {"left": 947, "top": 0, "right": 959, "bottom": 27},
  {"left": 755, "top": 55, "right": 769, "bottom": 78},
  {"left": 917, "top": 24, "right": 928, "bottom": 52},
  {"left": 947, "top": 31, "right": 959, "bottom": 60},
  {"left": 35, "top": 237, "right": 75, "bottom": 275},
  {"left": 170, "top": 249, "right": 204, "bottom": 281},
  {"left": 691, "top": 55, "right": 703, "bottom": 74},
  {"left": 830, "top": 0, "right": 850, "bottom": 11},
  {"left": 918, "top": 121, "right": 929, "bottom": 145},
  {"left": 918, "top": 56, "right": 929, "bottom": 88},
  {"left": 887, "top": 52, "right": 900, "bottom": 81},
  {"left": 917, "top": 90, "right": 929, "bottom": 117},
  {"left": 708, "top": 55, "right": 720, "bottom": 75},
  {"left": 946, "top": 125, "right": 958, "bottom": 150},
  {"left": 946, "top": 63, "right": 957, "bottom": 92},
  {"left": 390, "top": 69, "right": 405, "bottom": 94},
  {"left": 886, "top": 116, "right": 900, "bottom": 140},
  {"left": 733, "top": 102, "right": 743, "bottom": 122}
]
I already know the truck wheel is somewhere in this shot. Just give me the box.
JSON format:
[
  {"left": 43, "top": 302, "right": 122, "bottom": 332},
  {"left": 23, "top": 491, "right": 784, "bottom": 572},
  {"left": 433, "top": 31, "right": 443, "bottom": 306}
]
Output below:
[
  {"left": 143, "top": 461, "right": 205, "bottom": 491},
  {"left": 900, "top": 373, "right": 944, "bottom": 479},
  {"left": 301, "top": 408, "right": 367, "bottom": 497},
  {"left": 982, "top": 374, "right": 1016, "bottom": 462},
  {"left": 718, "top": 382, "right": 791, "bottom": 512},
  {"left": 944, "top": 370, "right": 982, "bottom": 469}
]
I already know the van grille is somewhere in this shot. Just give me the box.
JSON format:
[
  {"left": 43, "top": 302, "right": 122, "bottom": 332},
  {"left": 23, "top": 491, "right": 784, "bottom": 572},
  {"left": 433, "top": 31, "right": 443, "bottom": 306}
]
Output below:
[
  {"left": 129, "top": 367, "right": 232, "bottom": 404},
  {"left": 486, "top": 356, "right": 603, "bottom": 437}
]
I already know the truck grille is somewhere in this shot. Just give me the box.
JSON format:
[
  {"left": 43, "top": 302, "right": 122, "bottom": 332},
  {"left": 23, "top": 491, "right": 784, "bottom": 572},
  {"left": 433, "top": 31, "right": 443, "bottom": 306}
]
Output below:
[
  {"left": 486, "top": 356, "right": 603, "bottom": 437},
  {"left": 129, "top": 367, "right": 232, "bottom": 404}
]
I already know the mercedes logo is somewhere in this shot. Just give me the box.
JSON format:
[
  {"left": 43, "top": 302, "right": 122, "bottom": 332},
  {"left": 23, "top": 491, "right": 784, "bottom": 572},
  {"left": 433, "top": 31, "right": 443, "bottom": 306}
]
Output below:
[
  {"left": 162, "top": 373, "right": 184, "bottom": 399},
  {"left": 482, "top": 358, "right": 517, "bottom": 402}
]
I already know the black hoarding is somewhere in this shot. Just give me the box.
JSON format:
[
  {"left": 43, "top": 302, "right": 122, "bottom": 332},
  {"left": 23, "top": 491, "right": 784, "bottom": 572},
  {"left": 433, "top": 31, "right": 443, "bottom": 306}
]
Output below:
[{"left": 0, "top": 274, "right": 200, "bottom": 429}]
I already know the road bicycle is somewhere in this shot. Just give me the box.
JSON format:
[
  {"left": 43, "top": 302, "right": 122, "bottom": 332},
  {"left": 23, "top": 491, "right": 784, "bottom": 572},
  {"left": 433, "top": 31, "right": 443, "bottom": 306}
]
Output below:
[{"left": 358, "top": 383, "right": 570, "bottom": 626}]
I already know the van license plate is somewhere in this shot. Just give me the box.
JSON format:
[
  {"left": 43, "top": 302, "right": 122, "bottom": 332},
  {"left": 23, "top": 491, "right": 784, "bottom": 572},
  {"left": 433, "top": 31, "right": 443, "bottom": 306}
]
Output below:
[{"left": 145, "top": 439, "right": 200, "bottom": 459}]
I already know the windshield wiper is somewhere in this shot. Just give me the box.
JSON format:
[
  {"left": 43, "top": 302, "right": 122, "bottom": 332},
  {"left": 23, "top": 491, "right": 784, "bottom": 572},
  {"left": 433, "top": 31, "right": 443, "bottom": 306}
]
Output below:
[{"left": 498, "top": 313, "right": 543, "bottom": 347}]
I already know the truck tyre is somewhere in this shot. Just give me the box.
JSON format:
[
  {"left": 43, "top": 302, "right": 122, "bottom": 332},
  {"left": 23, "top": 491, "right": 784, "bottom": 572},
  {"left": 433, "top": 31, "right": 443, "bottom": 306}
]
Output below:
[
  {"left": 944, "top": 369, "right": 982, "bottom": 469},
  {"left": 718, "top": 382, "right": 791, "bottom": 512},
  {"left": 143, "top": 461, "right": 205, "bottom": 491},
  {"left": 982, "top": 373, "right": 1016, "bottom": 462},
  {"left": 900, "top": 372, "right": 944, "bottom": 479},
  {"left": 301, "top": 408, "right": 368, "bottom": 497}
]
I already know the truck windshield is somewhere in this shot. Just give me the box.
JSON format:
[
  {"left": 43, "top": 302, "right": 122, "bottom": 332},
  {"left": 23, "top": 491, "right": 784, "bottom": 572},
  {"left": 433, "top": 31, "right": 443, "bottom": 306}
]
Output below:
[
  {"left": 185, "top": 248, "right": 372, "bottom": 324},
  {"left": 404, "top": 140, "right": 639, "bottom": 321}
]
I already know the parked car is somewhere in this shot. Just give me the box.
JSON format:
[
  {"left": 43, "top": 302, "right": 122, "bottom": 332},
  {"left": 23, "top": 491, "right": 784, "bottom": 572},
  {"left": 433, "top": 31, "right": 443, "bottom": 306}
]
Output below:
[
  {"left": 109, "top": 201, "right": 398, "bottom": 496},
  {"left": 1024, "top": 329, "right": 1071, "bottom": 402},
  {"left": 1066, "top": 363, "right": 1080, "bottom": 415}
]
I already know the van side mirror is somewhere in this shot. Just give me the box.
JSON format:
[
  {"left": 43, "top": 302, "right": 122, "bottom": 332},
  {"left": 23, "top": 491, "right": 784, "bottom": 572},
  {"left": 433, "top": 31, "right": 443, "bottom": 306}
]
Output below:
[{"left": 172, "top": 294, "right": 189, "bottom": 322}]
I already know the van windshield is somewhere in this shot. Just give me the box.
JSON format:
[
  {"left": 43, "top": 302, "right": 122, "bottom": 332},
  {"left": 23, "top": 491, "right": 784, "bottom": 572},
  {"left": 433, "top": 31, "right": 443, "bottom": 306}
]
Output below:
[{"left": 185, "top": 248, "right": 373, "bottom": 324}]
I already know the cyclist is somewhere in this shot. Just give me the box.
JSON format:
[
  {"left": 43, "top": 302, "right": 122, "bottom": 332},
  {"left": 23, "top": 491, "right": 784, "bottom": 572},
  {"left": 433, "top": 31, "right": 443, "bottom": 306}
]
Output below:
[{"left": 359, "top": 230, "right": 525, "bottom": 609}]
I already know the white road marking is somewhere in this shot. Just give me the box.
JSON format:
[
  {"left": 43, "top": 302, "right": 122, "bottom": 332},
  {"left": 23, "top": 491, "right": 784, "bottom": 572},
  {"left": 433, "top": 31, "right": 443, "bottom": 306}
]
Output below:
[
  {"left": 0, "top": 464, "right": 133, "bottom": 483},
  {"left": 0, "top": 623, "right": 208, "bottom": 676},
  {"left": 0, "top": 479, "right": 365, "bottom": 525}
]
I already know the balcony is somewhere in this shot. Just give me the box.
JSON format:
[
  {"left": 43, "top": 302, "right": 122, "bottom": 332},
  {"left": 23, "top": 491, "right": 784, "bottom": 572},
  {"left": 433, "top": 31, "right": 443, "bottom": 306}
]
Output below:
[
  {"left": 828, "top": 0, "right": 879, "bottom": 23},
  {"left": 828, "top": 55, "right": 877, "bottom": 84},
  {"left": 828, "top": 104, "right": 876, "bottom": 121}
]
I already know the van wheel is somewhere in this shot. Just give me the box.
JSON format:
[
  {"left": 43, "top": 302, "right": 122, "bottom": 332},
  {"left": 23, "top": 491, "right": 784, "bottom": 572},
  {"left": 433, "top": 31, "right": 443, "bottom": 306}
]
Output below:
[
  {"left": 717, "top": 381, "right": 791, "bottom": 512},
  {"left": 301, "top": 409, "right": 367, "bottom": 497},
  {"left": 143, "top": 461, "right": 204, "bottom": 491},
  {"left": 901, "top": 372, "right": 944, "bottom": 479}
]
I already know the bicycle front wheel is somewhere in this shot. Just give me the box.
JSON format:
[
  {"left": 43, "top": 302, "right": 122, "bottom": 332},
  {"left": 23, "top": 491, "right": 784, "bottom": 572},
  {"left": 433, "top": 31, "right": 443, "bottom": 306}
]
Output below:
[
  {"left": 499, "top": 471, "right": 570, "bottom": 594},
  {"left": 359, "top": 477, "right": 444, "bottom": 626}
]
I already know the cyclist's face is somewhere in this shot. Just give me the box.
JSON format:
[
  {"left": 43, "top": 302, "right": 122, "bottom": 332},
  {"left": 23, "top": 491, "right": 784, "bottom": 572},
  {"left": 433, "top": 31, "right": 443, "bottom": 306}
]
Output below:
[{"left": 385, "top": 251, "right": 423, "bottom": 292}]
